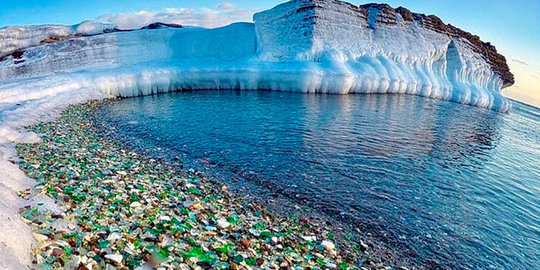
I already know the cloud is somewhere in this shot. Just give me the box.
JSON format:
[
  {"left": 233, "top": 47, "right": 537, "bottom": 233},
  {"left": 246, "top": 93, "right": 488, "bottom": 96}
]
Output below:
[
  {"left": 510, "top": 58, "right": 540, "bottom": 76},
  {"left": 504, "top": 57, "right": 540, "bottom": 108},
  {"left": 218, "top": 3, "right": 237, "bottom": 11},
  {"left": 95, "top": 3, "right": 255, "bottom": 29},
  {"left": 511, "top": 58, "right": 528, "bottom": 65}
]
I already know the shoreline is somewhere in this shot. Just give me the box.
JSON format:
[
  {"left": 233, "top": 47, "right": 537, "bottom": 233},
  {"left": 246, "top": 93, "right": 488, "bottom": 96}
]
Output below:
[
  {"left": 89, "top": 96, "right": 409, "bottom": 268},
  {"left": 14, "top": 101, "right": 389, "bottom": 269}
]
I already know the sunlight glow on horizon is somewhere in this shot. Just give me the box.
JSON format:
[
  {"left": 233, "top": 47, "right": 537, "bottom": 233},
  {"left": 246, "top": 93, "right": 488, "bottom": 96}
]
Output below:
[{"left": 503, "top": 60, "right": 540, "bottom": 109}]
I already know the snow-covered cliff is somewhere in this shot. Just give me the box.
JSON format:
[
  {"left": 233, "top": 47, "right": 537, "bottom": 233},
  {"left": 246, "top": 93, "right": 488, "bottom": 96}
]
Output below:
[
  {"left": 0, "top": 0, "right": 513, "bottom": 112},
  {"left": 1, "top": 2, "right": 513, "bottom": 112},
  {"left": 254, "top": 0, "right": 513, "bottom": 111}
]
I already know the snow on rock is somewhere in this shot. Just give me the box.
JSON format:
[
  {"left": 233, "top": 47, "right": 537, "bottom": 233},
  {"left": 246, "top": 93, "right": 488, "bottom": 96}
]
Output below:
[
  {"left": 0, "top": 21, "right": 119, "bottom": 60},
  {"left": 0, "top": 1, "right": 514, "bottom": 268},
  {"left": 0, "top": 1, "right": 513, "bottom": 112},
  {"left": 73, "top": 20, "right": 117, "bottom": 36},
  {"left": 0, "top": 25, "right": 72, "bottom": 59},
  {"left": 0, "top": 159, "right": 34, "bottom": 269},
  {"left": 254, "top": 0, "right": 512, "bottom": 111}
]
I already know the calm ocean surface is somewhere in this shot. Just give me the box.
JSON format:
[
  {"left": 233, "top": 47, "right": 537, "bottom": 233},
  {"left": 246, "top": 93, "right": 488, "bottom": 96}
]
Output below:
[{"left": 92, "top": 91, "right": 540, "bottom": 269}]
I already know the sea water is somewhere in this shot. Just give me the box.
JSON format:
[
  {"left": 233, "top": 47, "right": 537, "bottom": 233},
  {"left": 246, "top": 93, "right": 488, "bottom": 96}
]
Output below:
[{"left": 92, "top": 91, "right": 540, "bottom": 269}]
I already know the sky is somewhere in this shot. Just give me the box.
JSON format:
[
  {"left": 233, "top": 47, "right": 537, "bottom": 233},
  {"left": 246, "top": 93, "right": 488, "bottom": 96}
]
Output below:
[{"left": 1, "top": 0, "right": 539, "bottom": 107}]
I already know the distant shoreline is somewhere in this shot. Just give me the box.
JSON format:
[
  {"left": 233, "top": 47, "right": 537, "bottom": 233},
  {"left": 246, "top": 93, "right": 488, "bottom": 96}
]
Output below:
[{"left": 507, "top": 97, "right": 540, "bottom": 110}]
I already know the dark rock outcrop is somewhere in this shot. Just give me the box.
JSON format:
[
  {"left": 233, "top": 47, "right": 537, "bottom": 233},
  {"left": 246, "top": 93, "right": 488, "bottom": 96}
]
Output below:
[{"left": 140, "top": 22, "right": 183, "bottom": 30}]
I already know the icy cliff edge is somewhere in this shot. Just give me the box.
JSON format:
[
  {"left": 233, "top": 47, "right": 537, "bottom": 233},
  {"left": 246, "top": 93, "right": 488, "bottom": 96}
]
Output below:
[
  {"left": 0, "top": 0, "right": 513, "bottom": 112},
  {"left": 254, "top": 0, "right": 513, "bottom": 111}
]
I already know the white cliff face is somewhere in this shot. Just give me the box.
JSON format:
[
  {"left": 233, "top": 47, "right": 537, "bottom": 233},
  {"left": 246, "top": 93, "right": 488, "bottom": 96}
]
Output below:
[
  {"left": 254, "top": 0, "right": 510, "bottom": 111},
  {"left": 0, "top": 21, "right": 116, "bottom": 59},
  {"left": 0, "top": 2, "right": 512, "bottom": 113},
  {"left": 0, "top": 1, "right": 512, "bottom": 112}
]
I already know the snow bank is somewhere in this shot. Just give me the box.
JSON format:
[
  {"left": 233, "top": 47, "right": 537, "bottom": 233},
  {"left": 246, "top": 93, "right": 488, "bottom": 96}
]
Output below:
[
  {"left": 0, "top": 21, "right": 119, "bottom": 60},
  {"left": 73, "top": 20, "right": 117, "bottom": 36},
  {"left": 1, "top": 3, "right": 512, "bottom": 112},
  {"left": 0, "top": 1, "right": 514, "bottom": 267},
  {"left": 0, "top": 75, "right": 104, "bottom": 268},
  {"left": 0, "top": 158, "right": 34, "bottom": 269},
  {"left": 253, "top": 0, "right": 510, "bottom": 111}
]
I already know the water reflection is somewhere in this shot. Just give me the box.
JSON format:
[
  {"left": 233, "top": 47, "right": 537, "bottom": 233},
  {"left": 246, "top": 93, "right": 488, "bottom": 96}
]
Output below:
[{"left": 92, "top": 91, "right": 539, "bottom": 269}]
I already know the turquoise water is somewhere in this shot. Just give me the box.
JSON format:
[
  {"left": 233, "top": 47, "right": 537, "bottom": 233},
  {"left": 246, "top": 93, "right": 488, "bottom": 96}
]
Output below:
[{"left": 93, "top": 91, "right": 540, "bottom": 269}]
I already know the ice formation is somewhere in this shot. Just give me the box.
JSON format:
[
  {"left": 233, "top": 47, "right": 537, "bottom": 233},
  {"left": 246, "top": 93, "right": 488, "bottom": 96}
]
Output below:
[
  {"left": 0, "top": 0, "right": 513, "bottom": 110},
  {"left": 0, "top": 0, "right": 514, "bottom": 267}
]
